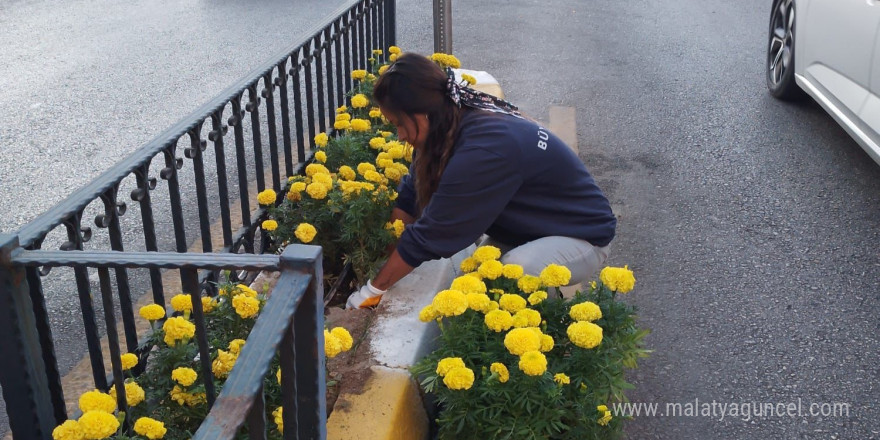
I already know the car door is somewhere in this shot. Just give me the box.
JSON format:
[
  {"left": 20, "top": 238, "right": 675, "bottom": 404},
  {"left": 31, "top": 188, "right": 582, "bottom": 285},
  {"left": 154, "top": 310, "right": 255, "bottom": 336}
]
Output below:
[
  {"left": 863, "top": 10, "right": 880, "bottom": 143},
  {"left": 798, "top": 0, "right": 880, "bottom": 116}
]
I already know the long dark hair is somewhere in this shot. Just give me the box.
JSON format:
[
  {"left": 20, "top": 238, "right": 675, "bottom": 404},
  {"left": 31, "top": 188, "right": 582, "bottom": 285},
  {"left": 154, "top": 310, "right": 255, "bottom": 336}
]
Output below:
[{"left": 373, "top": 53, "right": 463, "bottom": 211}]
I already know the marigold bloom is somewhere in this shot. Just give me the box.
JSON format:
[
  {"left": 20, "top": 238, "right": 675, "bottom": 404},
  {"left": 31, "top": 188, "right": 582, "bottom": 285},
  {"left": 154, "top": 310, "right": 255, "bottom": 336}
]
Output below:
[
  {"left": 257, "top": 189, "right": 277, "bottom": 205},
  {"left": 567, "top": 321, "right": 603, "bottom": 349},
  {"left": 477, "top": 260, "right": 503, "bottom": 280},
  {"left": 597, "top": 407, "right": 613, "bottom": 426},
  {"left": 504, "top": 328, "right": 542, "bottom": 356},
  {"left": 335, "top": 112, "right": 352, "bottom": 121},
  {"left": 212, "top": 349, "right": 238, "bottom": 378},
  {"left": 389, "top": 53, "right": 399, "bottom": 62},
  {"left": 363, "top": 169, "right": 384, "bottom": 183},
  {"left": 465, "top": 292, "right": 492, "bottom": 313},
  {"left": 351, "top": 94, "right": 369, "bottom": 108},
  {"left": 350, "top": 118, "right": 371, "bottom": 132},
  {"left": 228, "top": 339, "right": 246, "bottom": 355},
  {"left": 77, "top": 411, "right": 119, "bottom": 440},
  {"left": 139, "top": 304, "right": 165, "bottom": 321},
  {"left": 472, "top": 245, "right": 501, "bottom": 263},
  {"left": 334, "top": 120, "right": 351, "bottom": 130},
  {"left": 599, "top": 265, "right": 636, "bottom": 293},
  {"left": 52, "top": 420, "right": 82, "bottom": 440},
  {"left": 369, "top": 137, "right": 386, "bottom": 150},
  {"left": 380, "top": 130, "right": 393, "bottom": 138},
  {"left": 540, "top": 264, "right": 571, "bottom": 287},
  {"left": 512, "top": 309, "right": 541, "bottom": 328},
  {"left": 527, "top": 291, "right": 548, "bottom": 306},
  {"left": 109, "top": 381, "right": 145, "bottom": 407},
  {"left": 436, "top": 357, "right": 466, "bottom": 376},
  {"left": 79, "top": 390, "right": 116, "bottom": 414},
  {"left": 384, "top": 167, "right": 402, "bottom": 182},
  {"left": 133, "top": 417, "right": 166, "bottom": 440},
  {"left": 314, "top": 151, "right": 327, "bottom": 163},
  {"left": 498, "top": 294, "right": 527, "bottom": 314},
  {"left": 120, "top": 353, "right": 138, "bottom": 371},
  {"left": 377, "top": 65, "right": 389, "bottom": 75},
  {"left": 336, "top": 105, "right": 349, "bottom": 113},
  {"left": 443, "top": 366, "right": 474, "bottom": 390},
  {"left": 330, "top": 327, "right": 353, "bottom": 351},
  {"left": 351, "top": 69, "right": 367, "bottom": 80},
  {"left": 384, "top": 219, "right": 405, "bottom": 238},
  {"left": 450, "top": 275, "right": 487, "bottom": 294},
  {"left": 431, "top": 289, "right": 468, "bottom": 317},
  {"left": 517, "top": 275, "right": 541, "bottom": 294},
  {"left": 461, "top": 73, "right": 477, "bottom": 85},
  {"left": 232, "top": 294, "right": 260, "bottom": 319},
  {"left": 295, "top": 223, "right": 317, "bottom": 243},
  {"left": 386, "top": 144, "right": 405, "bottom": 159},
  {"left": 273, "top": 407, "right": 284, "bottom": 433},
  {"left": 261, "top": 219, "right": 278, "bottom": 232},
  {"left": 305, "top": 182, "right": 327, "bottom": 200},
  {"left": 314, "top": 132, "right": 329, "bottom": 147},
  {"left": 162, "top": 316, "right": 195, "bottom": 346},
  {"left": 501, "top": 264, "right": 524, "bottom": 279},
  {"left": 170, "top": 294, "right": 192, "bottom": 312},
  {"left": 388, "top": 45, "right": 401, "bottom": 54},
  {"left": 305, "top": 163, "right": 330, "bottom": 177},
  {"left": 169, "top": 385, "right": 205, "bottom": 406},
  {"left": 418, "top": 305, "right": 438, "bottom": 322},
  {"left": 311, "top": 173, "right": 333, "bottom": 190},
  {"left": 518, "top": 351, "right": 548, "bottom": 376},
  {"left": 484, "top": 310, "right": 513, "bottom": 332},
  {"left": 553, "top": 373, "right": 570, "bottom": 385},
  {"left": 459, "top": 257, "right": 478, "bottom": 273},
  {"left": 490, "top": 362, "right": 509, "bottom": 383},
  {"left": 234, "top": 283, "right": 258, "bottom": 297},
  {"left": 540, "top": 334, "right": 555, "bottom": 352},
  {"left": 171, "top": 367, "right": 198, "bottom": 387},
  {"left": 289, "top": 181, "right": 307, "bottom": 193},
  {"left": 570, "top": 301, "right": 602, "bottom": 322},
  {"left": 338, "top": 165, "right": 356, "bottom": 181},
  {"left": 324, "top": 330, "right": 343, "bottom": 358},
  {"left": 200, "top": 297, "right": 217, "bottom": 313}
]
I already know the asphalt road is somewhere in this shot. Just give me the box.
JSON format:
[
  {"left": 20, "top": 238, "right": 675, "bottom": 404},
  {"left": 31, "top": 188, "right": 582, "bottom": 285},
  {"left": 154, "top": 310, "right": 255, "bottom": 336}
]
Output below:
[{"left": 392, "top": 0, "right": 879, "bottom": 438}]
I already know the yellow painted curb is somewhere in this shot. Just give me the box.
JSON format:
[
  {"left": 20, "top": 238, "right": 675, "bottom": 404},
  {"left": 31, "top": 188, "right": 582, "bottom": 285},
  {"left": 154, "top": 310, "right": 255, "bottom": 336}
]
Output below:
[{"left": 327, "top": 366, "right": 429, "bottom": 440}]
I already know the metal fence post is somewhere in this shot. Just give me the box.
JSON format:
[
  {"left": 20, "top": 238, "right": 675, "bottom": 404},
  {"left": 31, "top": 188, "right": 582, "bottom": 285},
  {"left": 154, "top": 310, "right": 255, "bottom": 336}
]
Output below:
[
  {"left": 0, "top": 234, "right": 57, "bottom": 439},
  {"left": 385, "top": 0, "right": 397, "bottom": 47},
  {"left": 433, "top": 0, "right": 452, "bottom": 53}
]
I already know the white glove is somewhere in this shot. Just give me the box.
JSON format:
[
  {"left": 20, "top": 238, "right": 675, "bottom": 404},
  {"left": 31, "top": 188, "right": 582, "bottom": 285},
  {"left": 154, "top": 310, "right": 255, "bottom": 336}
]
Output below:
[{"left": 345, "top": 280, "right": 387, "bottom": 309}]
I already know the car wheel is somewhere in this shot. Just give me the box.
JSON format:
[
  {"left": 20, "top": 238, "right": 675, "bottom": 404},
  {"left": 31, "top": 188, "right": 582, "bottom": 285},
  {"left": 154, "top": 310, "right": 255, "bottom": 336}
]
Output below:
[{"left": 767, "top": 0, "right": 804, "bottom": 100}]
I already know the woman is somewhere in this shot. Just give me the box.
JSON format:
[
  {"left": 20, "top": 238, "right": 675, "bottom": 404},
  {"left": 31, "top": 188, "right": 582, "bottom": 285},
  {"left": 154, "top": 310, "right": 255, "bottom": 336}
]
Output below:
[{"left": 346, "top": 53, "right": 616, "bottom": 309}]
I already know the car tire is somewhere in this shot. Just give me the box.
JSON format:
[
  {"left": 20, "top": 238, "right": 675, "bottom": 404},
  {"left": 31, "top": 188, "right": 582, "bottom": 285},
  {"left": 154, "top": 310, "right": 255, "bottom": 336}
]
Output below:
[{"left": 767, "top": 0, "right": 805, "bottom": 100}]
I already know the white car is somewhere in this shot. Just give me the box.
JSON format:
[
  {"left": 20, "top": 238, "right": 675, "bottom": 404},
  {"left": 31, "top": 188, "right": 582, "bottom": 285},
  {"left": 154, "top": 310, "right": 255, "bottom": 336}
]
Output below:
[{"left": 767, "top": 0, "right": 880, "bottom": 164}]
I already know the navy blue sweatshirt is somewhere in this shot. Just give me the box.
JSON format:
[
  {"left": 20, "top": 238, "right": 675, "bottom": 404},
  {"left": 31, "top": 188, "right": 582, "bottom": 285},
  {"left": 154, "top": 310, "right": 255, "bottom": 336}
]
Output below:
[{"left": 395, "top": 109, "right": 616, "bottom": 268}]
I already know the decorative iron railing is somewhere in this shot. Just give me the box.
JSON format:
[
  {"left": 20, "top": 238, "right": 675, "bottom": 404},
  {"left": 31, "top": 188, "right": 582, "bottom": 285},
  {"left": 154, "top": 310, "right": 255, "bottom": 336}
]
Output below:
[{"left": 0, "top": 0, "right": 395, "bottom": 438}]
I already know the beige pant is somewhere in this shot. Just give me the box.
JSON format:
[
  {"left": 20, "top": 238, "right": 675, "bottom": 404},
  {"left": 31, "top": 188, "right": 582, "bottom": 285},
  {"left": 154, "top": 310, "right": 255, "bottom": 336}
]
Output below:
[{"left": 479, "top": 235, "right": 610, "bottom": 287}]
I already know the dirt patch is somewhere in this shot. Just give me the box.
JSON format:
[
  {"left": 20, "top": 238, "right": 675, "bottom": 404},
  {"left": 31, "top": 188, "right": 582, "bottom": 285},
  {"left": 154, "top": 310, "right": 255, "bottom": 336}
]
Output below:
[{"left": 324, "top": 305, "right": 378, "bottom": 413}]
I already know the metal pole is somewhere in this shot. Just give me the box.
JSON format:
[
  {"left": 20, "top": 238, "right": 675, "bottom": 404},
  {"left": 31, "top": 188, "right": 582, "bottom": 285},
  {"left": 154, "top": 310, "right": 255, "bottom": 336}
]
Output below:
[{"left": 433, "top": 0, "right": 452, "bottom": 54}]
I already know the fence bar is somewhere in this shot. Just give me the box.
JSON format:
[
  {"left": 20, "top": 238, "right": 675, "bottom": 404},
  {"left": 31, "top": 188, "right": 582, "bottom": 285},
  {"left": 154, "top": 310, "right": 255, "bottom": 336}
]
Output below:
[
  {"left": 187, "top": 129, "right": 214, "bottom": 253},
  {"left": 102, "top": 191, "right": 139, "bottom": 353},
  {"left": 314, "top": 40, "right": 328, "bottom": 134},
  {"left": 334, "top": 21, "right": 345, "bottom": 108},
  {"left": 25, "top": 265, "right": 67, "bottom": 423},
  {"left": 231, "top": 95, "right": 255, "bottom": 254},
  {"left": 291, "top": 52, "right": 307, "bottom": 164},
  {"left": 97, "top": 267, "right": 130, "bottom": 430},
  {"left": 262, "top": 74, "right": 282, "bottom": 194},
  {"left": 133, "top": 164, "right": 167, "bottom": 306},
  {"left": 181, "top": 268, "right": 216, "bottom": 408},
  {"left": 277, "top": 60, "right": 295, "bottom": 178},
  {"left": 289, "top": 248, "right": 325, "bottom": 440},
  {"left": 210, "top": 112, "right": 235, "bottom": 249},
  {"left": 303, "top": 56, "right": 318, "bottom": 150},
  {"left": 245, "top": 384, "right": 267, "bottom": 440}
]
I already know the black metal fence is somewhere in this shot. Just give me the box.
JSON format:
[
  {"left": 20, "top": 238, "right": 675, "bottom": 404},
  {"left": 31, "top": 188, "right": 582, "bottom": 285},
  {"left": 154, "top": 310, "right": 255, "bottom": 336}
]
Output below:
[{"left": 0, "top": 0, "right": 395, "bottom": 438}]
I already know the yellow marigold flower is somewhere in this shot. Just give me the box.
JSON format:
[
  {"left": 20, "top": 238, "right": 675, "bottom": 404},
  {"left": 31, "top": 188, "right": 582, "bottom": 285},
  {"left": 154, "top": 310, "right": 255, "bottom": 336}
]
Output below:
[
  {"left": 599, "top": 265, "right": 636, "bottom": 293},
  {"left": 305, "top": 163, "right": 330, "bottom": 177},
  {"left": 170, "top": 294, "right": 192, "bottom": 312},
  {"left": 52, "top": 420, "right": 82, "bottom": 440},
  {"left": 133, "top": 417, "right": 166, "bottom": 440},
  {"left": 330, "top": 327, "right": 353, "bottom": 351},
  {"left": 590, "top": 280, "right": 598, "bottom": 290},
  {"left": 472, "top": 245, "right": 501, "bottom": 263},
  {"left": 79, "top": 390, "right": 116, "bottom": 413},
  {"left": 335, "top": 112, "right": 352, "bottom": 121},
  {"left": 369, "top": 137, "right": 386, "bottom": 149},
  {"left": 388, "top": 45, "right": 401, "bottom": 54},
  {"left": 518, "top": 351, "right": 547, "bottom": 376},
  {"left": 389, "top": 53, "right": 399, "bottom": 62},
  {"left": 386, "top": 144, "right": 405, "bottom": 159},
  {"left": 498, "top": 294, "right": 527, "bottom": 314},
  {"left": 295, "top": 223, "right": 317, "bottom": 243},
  {"left": 350, "top": 118, "right": 371, "bottom": 132},
  {"left": 139, "top": 304, "right": 165, "bottom": 321},
  {"left": 261, "top": 219, "right": 278, "bottom": 232},
  {"left": 381, "top": 130, "right": 393, "bottom": 138},
  {"left": 383, "top": 167, "right": 402, "bottom": 182},
  {"left": 120, "top": 353, "right": 138, "bottom": 371},
  {"left": 314, "top": 132, "right": 329, "bottom": 147},
  {"left": 450, "top": 275, "right": 487, "bottom": 294},
  {"left": 461, "top": 73, "right": 477, "bottom": 85},
  {"left": 351, "top": 69, "right": 367, "bottom": 80},
  {"left": 289, "top": 181, "right": 307, "bottom": 193},
  {"left": 384, "top": 219, "right": 405, "bottom": 238},
  {"left": 363, "top": 169, "right": 384, "bottom": 183},
  {"left": 109, "top": 381, "right": 145, "bottom": 407},
  {"left": 443, "top": 366, "right": 474, "bottom": 390},
  {"left": 540, "top": 264, "right": 571, "bottom": 287},
  {"left": 490, "top": 362, "right": 509, "bottom": 383},
  {"left": 234, "top": 283, "right": 258, "bottom": 297},
  {"left": 338, "top": 165, "right": 356, "bottom": 180},
  {"left": 273, "top": 407, "right": 284, "bottom": 434},
  {"left": 513, "top": 309, "right": 541, "bottom": 328},
  {"left": 459, "top": 257, "right": 478, "bottom": 273},
  {"left": 162, "top": 316, "right": 195, "bottom": 346},
  {"left": 487, "top": 300, "right": 499, "bottom": 311},
  {"left": 478, "top": 260, "right": 503, "bottom": 280},
  {"left": 311, "top": 173, "right": 333, "bottom": 190},
  {"left": 517, "top": 275, "right": 541, "bottom": 294},
  {"left": 503, "top": 328, "right": 542, "bottom": 356},
  {"left": 367, "top": 73, "right": 376, "bottom": 81},
  {"left": 553, "top": 373, "right": 570, "bottom": 385},
  {"left": 372, "top": 49, "right": 383, "bottom": 55},
  {"left": 169, "top": 385, "right": 206, "bottom": 406},
  {"left": 334, "top": 120, "right": 351, "bottom": 130},
  {"left": 350, "top": 94, "right": 369, "bottom": 108},
  {"left": 598, "top": 408, "right": 613, "bottom": 426},
  {"left": 376, "top": 158, "right": 394, "bottom": 169},
  {"left": 232, "top": 294, "right": 260, "bottom": 319},
  {"left": 314, "top": 151, "right": 327, "bottom": 163},
  {"left": 567, "top": 321, "right": 603, "bottom": 349},
  {"left": 77, "top": 411, "right": 119, "bottom": 440},
  {"left": 436, "top": 357, "right": 466, "bottom": 376},
  {"left": 418, "top": 305, "right": 438, "bottom": 322},
  {"left": 527, "top": 291, "right": 548, "bottom": 306},
  {"left": 212, "top": 349, "right": 238, "bottom": 378},
  {"left": 336, "top": 104, "right": 349, "bottom": 113},
  {"left": 484, "top": 310, "right": 513, "bottom": 332},
  {"left": 257, "top": 189, "right": 277, "bottom": 205},
  {"left": 357, "top": 162, "right": 376, "bottom": 175},
  {"left": 431, "top": 289, "right": 468, "bottom": 317},
  {"left": 501, "top": 264, "right": 523, "bottom": 279},
  {"left": 378, "top": 65, "right": 389, "bottom": 75},
  {"left": 305, "top": 182, "right": 327, "bottom": 200},
  {"left": 324, "top": 330, "right": 343, "bottom": 358},
  {"left": 540, "top": 334, "right": 555, "bottom": 352},
  {"left": 201, "top": 296, "right": 217, "bottom": 313},
  {"left": 172, "top": 367, "right": 198, "bottom": 387},
  {"left": 228, "top": 339, "right": 246, "bottom": 355},
  {"left": 465, "top": 292, "right": 491, "bottom": 313},
  {"left": 570, "top": 301, "right": 602, "bottom": 322}
]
